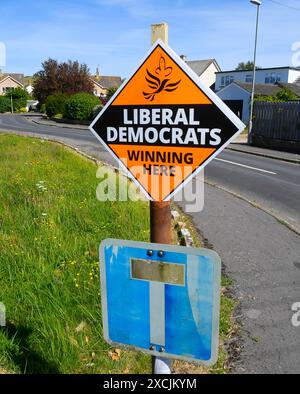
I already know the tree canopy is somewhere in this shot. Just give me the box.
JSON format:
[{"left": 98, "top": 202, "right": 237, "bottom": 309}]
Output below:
[
  {"left": 235, "top": 61, "right": 261, "bottom": 71},
  {"left": 33, "top": 59, "right": 94, "bottom": 103}
]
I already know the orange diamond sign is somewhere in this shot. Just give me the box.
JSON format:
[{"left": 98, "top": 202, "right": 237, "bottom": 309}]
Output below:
[{"left": 90, "top": 40, "right": 245, "bottom": 201}]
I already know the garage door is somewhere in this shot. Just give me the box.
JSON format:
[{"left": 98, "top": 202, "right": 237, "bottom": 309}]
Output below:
[{"left": 223, "top": 100, "right": 243, "bottom": 120}]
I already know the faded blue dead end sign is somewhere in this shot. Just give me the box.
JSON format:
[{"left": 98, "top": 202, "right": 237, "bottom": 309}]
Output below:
[{"left": 100, "top": 239, "right": 221, "bottom": 365}]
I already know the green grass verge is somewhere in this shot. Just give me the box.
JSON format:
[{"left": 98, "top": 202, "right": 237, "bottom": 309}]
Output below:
[
  {"left": 0, "top": 134, "right": 237, "bottom": 374},
  {"left": 0, "top": 134, "right": 150, "bottom": 374}
]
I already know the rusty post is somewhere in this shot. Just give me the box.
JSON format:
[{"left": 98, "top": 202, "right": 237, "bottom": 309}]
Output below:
[{"left": 150, "top": 201, "right": 172, "bottom": 244}]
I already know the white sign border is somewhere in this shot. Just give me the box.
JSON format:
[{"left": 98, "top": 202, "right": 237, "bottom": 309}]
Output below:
[
  {"left": 89, "top": 39, "right": 246, "bottom": 202},
  {"left": 99, "top": 238, "right": 221, "bottom": 366}
]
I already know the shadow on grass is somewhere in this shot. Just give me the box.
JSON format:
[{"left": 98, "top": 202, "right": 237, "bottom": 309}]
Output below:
[{"left": 1, "top": 322, "right": 60, "bottom": 374}]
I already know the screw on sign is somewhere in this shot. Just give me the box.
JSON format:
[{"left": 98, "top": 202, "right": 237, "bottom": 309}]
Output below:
[{"left": 90, "top": 40, "right": 245, "bottom": 202}]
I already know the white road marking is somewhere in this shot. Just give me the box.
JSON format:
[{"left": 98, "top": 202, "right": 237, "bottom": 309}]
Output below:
[{"left": 215, "top": 158, "right": 277, "bottom": 175}]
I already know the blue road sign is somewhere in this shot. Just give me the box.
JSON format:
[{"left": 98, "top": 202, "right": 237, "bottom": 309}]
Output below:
[{"left": 100, "top": 239, "right": 221, "bottom": 365}]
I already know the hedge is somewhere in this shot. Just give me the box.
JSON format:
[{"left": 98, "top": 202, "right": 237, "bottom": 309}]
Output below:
[
  {"left": 0, "top": 97, "right": 11, "bottom": 113},
  {"left": 63, "top": 93, "right": 99, "bottom": 121},
  {"left": 45, "top": 93, "right": 68, "bottom": 118}
]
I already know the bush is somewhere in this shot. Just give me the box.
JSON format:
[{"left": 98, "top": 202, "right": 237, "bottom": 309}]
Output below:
[
  {"left": 63, "top": 93, "right": 99, "bottom": 121},
  {"left": 0, "top": 97, "right": 11, "bottom": 113},
  {"left": 45, "top": 93, "right": 68, "bottom": 118},
  {"left": 106, "top": 86, "right": 118, "bottom": 101},
  {"left": 18, "top": 107, "right": 28, "bottom": 113},
  {"left": 5, "top": 87, "right": 29, "bottom": 111},
  {"left": 40, "top": 103, "right": 46, "bottom": 114},
  {"left": 92, "top": 104, "right": 103, "bottom": 119}
]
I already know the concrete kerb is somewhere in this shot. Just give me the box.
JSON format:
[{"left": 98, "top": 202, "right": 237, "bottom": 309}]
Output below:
[{"left": 227, "top": 145, "right": 300, "bottom": 165}]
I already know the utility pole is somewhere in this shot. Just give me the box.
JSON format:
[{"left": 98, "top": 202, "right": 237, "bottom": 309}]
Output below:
[
  {"left": 10, "top": 91, "right": 14, "bottom": 114},
  {"left": 150, "top": 22, "right": 172, "bottom": 375},
  {"left": 248, "top": 0, "right": 261, "bottom": 144}
]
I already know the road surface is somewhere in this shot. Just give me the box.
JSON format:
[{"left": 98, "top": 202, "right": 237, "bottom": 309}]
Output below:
[{"left": 1, "top": 113, "right": 300, "bottom": 373}]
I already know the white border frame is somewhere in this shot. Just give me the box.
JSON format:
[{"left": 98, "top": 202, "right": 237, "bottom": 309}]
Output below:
[
  {"left": 99, "top": 238, "right": 221, "bottom": 366},
  {"left": 90, "top": 40, "right": 246, "bottom": 202}
]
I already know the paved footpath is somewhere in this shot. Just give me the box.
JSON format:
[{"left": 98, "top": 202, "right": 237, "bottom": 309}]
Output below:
[{"left": 179, "top": 182, "right": 300, "bottom": 374}]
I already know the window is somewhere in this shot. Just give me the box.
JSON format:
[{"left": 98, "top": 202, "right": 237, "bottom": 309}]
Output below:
[
  {"left": 225, "top": 75, "right": 234, "bottom": 86},
  {"left": 265, "top": 72, "right": 281, "bottom": 84},
  {"left": 2, "top": 87, "right": 14, "bottom": 94},
  {"left": 245, "top": 74, "right": 253, "bottom": 83},
  {"left": 219, "top": 75, "right": 234, "bottom": 88}
]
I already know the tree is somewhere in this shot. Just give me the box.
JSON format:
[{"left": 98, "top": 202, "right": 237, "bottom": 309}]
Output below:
[
  {"left": 276, "top": 87, "right": 297, "bottom": 102},
  {"left": 235, "top": 61, "right": 261, "bottom": 71},
  {"left": 33, "top": 59, "right": 94, "bottom": 104},
  {"left": 106, "top": 86, "right": 118, "bottom": 101}
]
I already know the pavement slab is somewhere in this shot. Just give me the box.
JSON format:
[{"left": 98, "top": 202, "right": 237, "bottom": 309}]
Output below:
[{"left": 179, "top": 183, "right": 300, "bottom": 374}]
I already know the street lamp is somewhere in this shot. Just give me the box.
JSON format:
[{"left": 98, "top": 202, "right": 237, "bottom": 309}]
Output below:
[{"left": 248, "top": 0, "right": 261, "bottom": 144}]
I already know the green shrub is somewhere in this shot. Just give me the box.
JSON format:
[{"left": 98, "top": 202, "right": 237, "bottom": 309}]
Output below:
[
  {"left": 5, "top": 87, "right": 29, "bottom": 111},
  {"left": 63, "top": 93, "right": 99, "bottom": 121},
  {"left": 18, "top": 107, "right": 28, "bottom": 113},
  {"left": 40, "top": 103, "right": 46, "bottom": 114},
  {"left": 0, "top": 97, "right": 11, "bottom": 113},
  {"left": 45, "top": 93, "right": 68, "bottom": 118},
  {"left": 106, "top": 86, "right": 118, "bottom": 101},
  {"left": 92, "top": 104, "right": 103, "bottom": 119}
]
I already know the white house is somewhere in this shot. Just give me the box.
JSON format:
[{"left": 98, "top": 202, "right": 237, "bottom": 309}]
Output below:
[
  {"left": 25, "top": 85, "right": 34, "bottom": 95},
  {"left": 180, "top": 56, "right": 221, "bottom": 89},
  {"left": 215, "top": 67, "right": 300, "bottom": 92},
  {"left": 217, "top": 81, "right": 300, "bottom": 123}
]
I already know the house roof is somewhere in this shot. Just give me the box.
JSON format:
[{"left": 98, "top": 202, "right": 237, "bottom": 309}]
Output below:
[
  {"left": 92, "top": 76, "right": 122, "bottom": 89},
  {"left": 186, "top": 59, "right": 221, "bottom": 76},
  {"left": 0, "top": 74, "right": 24, "bottom": 87},
  {"left": 1, "top": 73, "right": 24, "bottom": 85},
  {"left": 216, "top": 66, "right": 300, "bottom": 74},
  {"left": 234, "top": 81, "right": 282, "bottom": 96},
  {"left": 277, "top": 82, "right": 300, "bottom": 98}
]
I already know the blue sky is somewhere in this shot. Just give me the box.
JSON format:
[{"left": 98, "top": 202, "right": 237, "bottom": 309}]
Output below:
[{"left": 0, "top": 0, "right": 299, "bottom": 77}]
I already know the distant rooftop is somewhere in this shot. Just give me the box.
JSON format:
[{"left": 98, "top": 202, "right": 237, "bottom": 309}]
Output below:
[
  {"left": 92, "top": 75, "right": 122, "bottom": 89},
  {"left": 185, "top": 59, "right": 221, "bottom": 76},
  {"left": 216, "top": 66, "right": 300, "bottom": 74},
  {"left": 227, "top": 81, "right": 300, "bottom": 98},
  {"left": 0, "top": 73, "right": 24, "bottom": 85},
  {"left": 234, "top": 81, "right": 281, "bottom": 96}
]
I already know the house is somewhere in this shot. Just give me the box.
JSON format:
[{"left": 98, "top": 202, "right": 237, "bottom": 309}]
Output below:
[
  {"left": 217, "top": 81, "right": 300, "bottom": 123},
  {"left": 0, "top": 73, "right": 24, "bottom": 95},
  {"left": 215, "top": 66, "right": 300, "bottom": 92},
  {"left": 91, "top": 69, "right": 122, "bottom": 97},
  {"left": 181, "top": 56, "right": 221, "bottom": 89}
]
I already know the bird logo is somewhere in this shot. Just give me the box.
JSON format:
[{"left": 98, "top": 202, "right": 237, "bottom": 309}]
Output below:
[{"left": 143, "top": 56, "right": 181, "bottom": 101}]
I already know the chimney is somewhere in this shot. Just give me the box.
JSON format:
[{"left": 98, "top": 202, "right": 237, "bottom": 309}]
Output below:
[{"left": 180, "top": 55, "right": 187, "bottom": 62}]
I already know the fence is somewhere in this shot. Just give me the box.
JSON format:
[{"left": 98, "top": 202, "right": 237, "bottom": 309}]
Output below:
[{"left": 251, "top": 101, "right": 300, "bottom": 152}]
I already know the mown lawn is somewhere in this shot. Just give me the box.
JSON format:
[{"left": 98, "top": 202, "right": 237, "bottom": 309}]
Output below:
[{"left": 0, "top": 134, "right": 151, "bottom": 373}]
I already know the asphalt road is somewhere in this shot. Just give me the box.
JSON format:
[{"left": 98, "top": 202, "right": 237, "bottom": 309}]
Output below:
[{"left": 1, "top": 113, "right": 300, "bottom": 373}]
